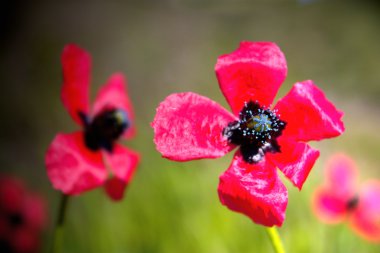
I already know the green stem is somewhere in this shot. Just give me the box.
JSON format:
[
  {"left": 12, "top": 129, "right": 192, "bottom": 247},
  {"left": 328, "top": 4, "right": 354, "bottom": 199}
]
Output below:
[
  {"left": 51, "top": 194, "right": 70, "bottom": 253},
  {"left": 265, "top": 227, "right": 286, "bottom": 253}
]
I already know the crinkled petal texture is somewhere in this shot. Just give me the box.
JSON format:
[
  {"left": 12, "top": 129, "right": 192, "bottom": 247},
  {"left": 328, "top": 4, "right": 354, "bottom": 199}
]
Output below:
[
  {"left": 152, "top": 92, "right": 236, "bottom": 161},
  {"left": 45, "top": 132, "right": 107, "bottom": 195},
  {"left": 218, "top": 153, "right": 288, "bottom": 227},
  {"left": 269, "top": 81, "right": 344, "bottom": 190},
  {"left": 350, "top": 181, "right": 380, "bottom": 242},
  {"left": 61, "top": 44, "right": 91, "bottom": 125},
  {"left": 92, "top": 73, "right": 136, "bottom": 138},
  {"left": 268, "top": 138, "right": 320, "bottom": 190},
  {"left": 103, "top": 144, "right": 140, "bottom": 201},
  {"left": 275, "top": 80, "right": 344, "bottom": 142},
  {"left": 312, "top": 154, "right": 358, "bottom": 224},
  {"left": 216, "top": 41, "right": 287, "bottom": 114}
]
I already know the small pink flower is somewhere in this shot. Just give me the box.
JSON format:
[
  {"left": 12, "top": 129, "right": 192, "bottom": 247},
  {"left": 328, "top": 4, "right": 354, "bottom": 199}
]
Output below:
[
  {"left": 45, "top": 44, "right": 139, "bottom": 200},
  {"left": 152, "top": 41, "right": 344, "bottom": 226},
  {"left": 313, "top": 154, "right": 380, "bottom": 242},
  {"left": 0, "top": 176, "right": 47, "bottom": 253}
]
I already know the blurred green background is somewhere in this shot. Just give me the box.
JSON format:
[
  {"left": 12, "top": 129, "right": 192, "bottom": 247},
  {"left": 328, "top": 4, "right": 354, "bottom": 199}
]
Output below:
[{"left": 1, "top": 0, "right": 380, "bottom": 252}]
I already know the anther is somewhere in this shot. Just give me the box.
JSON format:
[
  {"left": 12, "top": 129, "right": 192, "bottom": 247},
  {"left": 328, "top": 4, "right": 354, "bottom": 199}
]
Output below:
[{"left": 223, "top": 101, "right": 286, "bottom": 163}]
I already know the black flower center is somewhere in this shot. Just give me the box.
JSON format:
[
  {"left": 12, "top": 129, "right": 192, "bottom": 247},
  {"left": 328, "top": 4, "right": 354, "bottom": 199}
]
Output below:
[
  {"left": 223, "top": 101, "right": 286, "bottom": 163},
  {"left": 0, "top": 240, "right": 13, "bottom": 253},
  {"left": 346, "top": 196, "right": 359, "bottom": 211},
  {"left": 8, "top": 212, "right": 23, "bottom": 227},
  {"left": 80, "top": 109, "right": 129, "bottom": 152}
]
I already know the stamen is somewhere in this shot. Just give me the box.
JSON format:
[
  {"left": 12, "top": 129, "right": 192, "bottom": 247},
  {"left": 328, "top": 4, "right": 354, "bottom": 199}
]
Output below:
[
  {"left": 223, "top": 101, "right": 286, "bottom": 163},
  {"left": 84, "top": 109, "right": 129, "bottom": 151}
]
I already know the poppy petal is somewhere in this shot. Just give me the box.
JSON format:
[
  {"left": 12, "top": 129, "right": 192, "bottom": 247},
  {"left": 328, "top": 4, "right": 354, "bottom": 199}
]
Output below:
[
  {"left": 274, "top": 80, "right": 344, "bottom": 142},
  {"left": 269, "top": 138, "right": 319, "bottom": 190},
  {"left": 12, "top": 227, "right": 40, "bottom": 253},
  {"left": 103, "top": 145, "right": 139, "bottom": 201},
  {"left": 325, "top": 154, "right": 358, "bottom": 199},
  {"left": 0, "top": 216, "right": 9, "bottom": 238},
  {"left": 312, "top": 186, "right": 348, "bottom": 224},
  {"left": 103, "top": 144, "right": 139, "bottom": 181},
  {"left": 45, "top": 132, "right": 107, "bottom": 195},
  {"left": 349, "top": 181, "right": 380, "bottom": 242},
  {"left": 23, "top": 194, "right": 47, "bottom": 230},
  {"left": 104, "top": 177, "right": 127, "bottom": 201},
  {"left": 61, "top": 44, "right": 91, "bottom": 126},
  {"left": 92, "top": 73, "right": 136, "bottom": 139},
  {"left": 215, "top": 41, "right": 287, "bottom": 115},
  {"left": 0, "top": 177, "right": 25, "bottom": 213},
  {"left": 152, "top": 92, "right": 236, "bottom": 161},
  {"left": 218, "top": 153, "right": 288, "bottom": 227}
]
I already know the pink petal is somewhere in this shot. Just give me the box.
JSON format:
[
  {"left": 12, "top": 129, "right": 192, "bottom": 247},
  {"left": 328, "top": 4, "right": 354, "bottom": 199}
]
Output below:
[
  {"left": 349, "top": 181, "right": 380, "bottom": 242},
  {"left": 215, "top": 41, "right": 287, "bottom": 115},
  {"left": 268, "top": 137, "right": 320, "bottom": 190},
  {"left": 104, "top": 177, "right": 127, "bottom": 201},
  {"left": 61, "top": 44, "right": 91, "bottom": 126},
  {"left": 0, "top": 216, "right": 10, "bottom": 238},
  {"left": 12, "top": 227, "right": 40, "bottom": 253},
  {"left": 103, "top": 144, "right": 139, "bottom": 185},
  {"left": 92, "top": 73, "right": 136, "bottom": 139},
  {"left": 23, "top": 194, "right": 47, "bottom": 231},
  {"left": 325, "top": 154, "right": 358, "bottom": 199},
  {"left": 102, "top": 145, "right": 139, "bottom": 201},
  {"left": 152, "top": 92, "right": 236, "bottom": 161},
  {"left": 274, "top": 80, "right": 344, "bottom": 142},
  {"left": 45, "top": 132, "right": 107, "bottom": 195},
  {"left": 0, "top": 177, "right": 25, "bottom": 213},
  {"left": 312, "top": 186, "right": 348, "bottom": 224},
  {"left": 218, "top": 153, "right": 288, "bottom": 227}
]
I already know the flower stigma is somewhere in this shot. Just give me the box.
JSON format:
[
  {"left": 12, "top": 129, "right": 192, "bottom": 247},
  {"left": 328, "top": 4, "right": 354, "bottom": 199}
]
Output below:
[
  {"left": 81, "top": 109, "right": 130, "bottom": 152},
  {"left": 223, "top": 101, "right": 286, "bottom": 164},
  {"left": 250, "top": 114, "right": 272, "bottom": 132}
]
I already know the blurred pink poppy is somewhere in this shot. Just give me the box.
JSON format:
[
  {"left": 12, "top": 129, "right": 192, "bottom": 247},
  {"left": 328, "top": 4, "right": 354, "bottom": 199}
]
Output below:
[
  {"left": 313, "top": 153, "right": 380, "bottom": 242},
  {"left": 0, "top": 176, "right": 47, "bottom": 253},
  {"left": 45, "top": 44, "right": 139, "bottom": 200}
]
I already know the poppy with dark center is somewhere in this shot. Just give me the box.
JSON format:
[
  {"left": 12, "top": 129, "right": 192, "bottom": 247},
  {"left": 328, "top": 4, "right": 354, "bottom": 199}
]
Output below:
[
  {"left": 152, "top": 41, "right": 344, "bottom": 226},
  {"left": 0, "top": 176, "right": 47, "bottom": 253},
  {"left": 223, "top": 101, "right": 286, "bottom": 163},
  {"left": 45, "top": 44, "right": 139, "bottom": 200},
  {"left": 312, "top": 154, "right": 380, "bottom": 242}
]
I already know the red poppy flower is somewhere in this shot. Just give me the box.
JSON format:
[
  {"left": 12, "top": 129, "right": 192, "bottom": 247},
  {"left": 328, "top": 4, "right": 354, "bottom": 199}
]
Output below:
[
  {"left": 313, "top": 154, "right": 380, "bottom": 242},
  {"left": 45, "top": 44, "right": 139, "bottom": 200},
  {"left": 152, "top": 41, "right": 344, "bottom": 226},
  {"left": 0, "top": 176, "right": 47, "bottom": 253}
]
